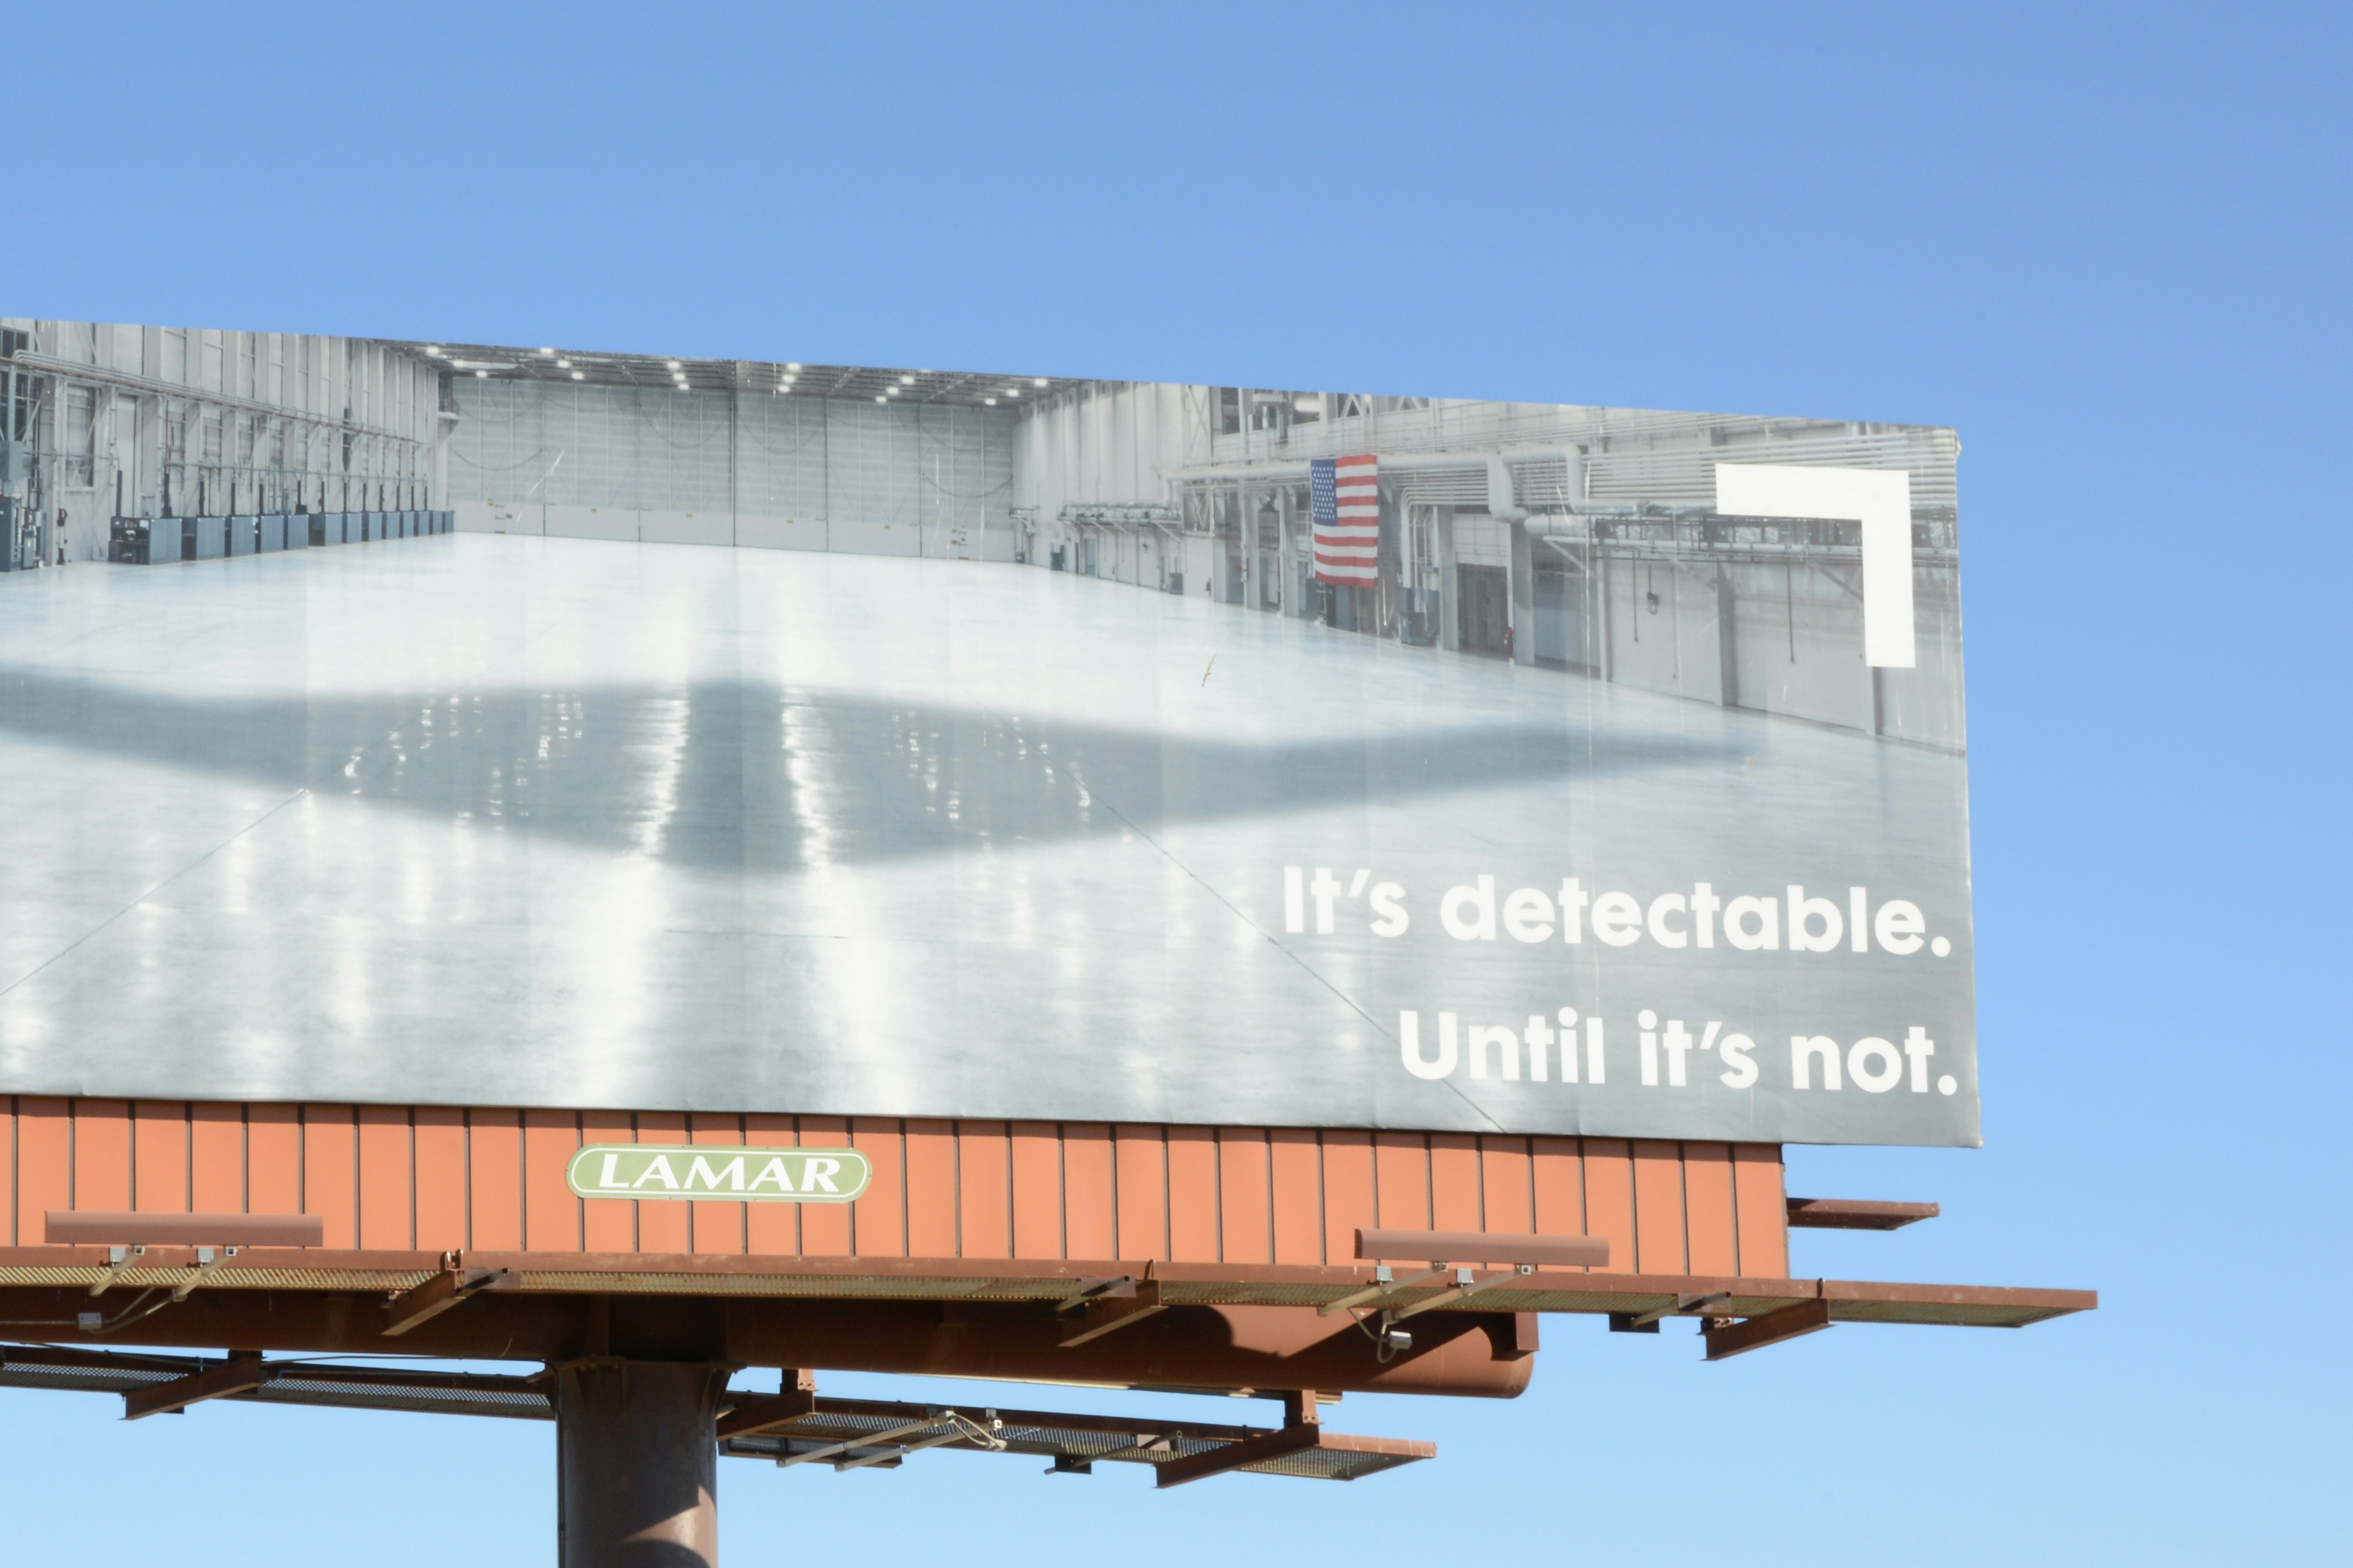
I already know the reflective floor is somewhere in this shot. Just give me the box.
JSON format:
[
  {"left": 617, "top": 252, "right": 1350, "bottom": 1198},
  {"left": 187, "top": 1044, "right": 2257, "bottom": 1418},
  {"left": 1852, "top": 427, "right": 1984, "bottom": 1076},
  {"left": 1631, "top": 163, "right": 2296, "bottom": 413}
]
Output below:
[{"left": 0, "top": 538, "right": 1975, "bottom": 1142}]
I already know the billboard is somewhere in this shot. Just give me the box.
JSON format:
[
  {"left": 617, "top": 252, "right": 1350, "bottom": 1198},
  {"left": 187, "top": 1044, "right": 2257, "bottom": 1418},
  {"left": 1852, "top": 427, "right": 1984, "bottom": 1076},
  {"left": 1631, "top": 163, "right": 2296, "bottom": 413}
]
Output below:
[{"left": 0, "top": 321, "right": 1974, "bottom": 1144}]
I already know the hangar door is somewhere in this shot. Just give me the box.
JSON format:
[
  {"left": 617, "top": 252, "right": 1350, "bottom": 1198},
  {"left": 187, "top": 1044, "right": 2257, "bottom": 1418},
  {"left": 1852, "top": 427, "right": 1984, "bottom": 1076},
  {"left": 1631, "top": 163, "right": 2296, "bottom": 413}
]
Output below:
[{"left": 1459, "top": 565, "right": 1510, "bottom": 657}]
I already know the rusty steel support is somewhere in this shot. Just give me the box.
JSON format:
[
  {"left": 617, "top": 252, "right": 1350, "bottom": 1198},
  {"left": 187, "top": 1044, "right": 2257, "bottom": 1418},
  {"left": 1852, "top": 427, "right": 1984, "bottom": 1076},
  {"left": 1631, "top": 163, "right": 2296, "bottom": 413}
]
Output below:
[{"left": 555, "top": 1361, "right": 728, "bottom": 1568}]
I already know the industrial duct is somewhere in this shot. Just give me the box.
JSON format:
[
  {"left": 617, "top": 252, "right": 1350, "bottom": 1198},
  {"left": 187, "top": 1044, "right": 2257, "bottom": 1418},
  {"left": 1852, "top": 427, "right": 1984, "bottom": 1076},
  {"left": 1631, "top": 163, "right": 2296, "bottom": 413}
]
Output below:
[{"left": 1484, "top": 456, "right": 1529, "bottom": 524}]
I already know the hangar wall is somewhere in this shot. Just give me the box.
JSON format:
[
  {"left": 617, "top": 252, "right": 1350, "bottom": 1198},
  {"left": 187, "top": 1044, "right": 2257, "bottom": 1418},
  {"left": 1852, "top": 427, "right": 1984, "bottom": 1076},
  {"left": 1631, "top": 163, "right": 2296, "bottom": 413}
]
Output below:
[
  {"left": 1008, "top": 386, "right": 1967, "bottom": 749},
  {"left": 0, "top": 319, "right": 444, "bottom": 563},
  {"left": 446, "top": 378, "right": 1016, "bottom": 559}
]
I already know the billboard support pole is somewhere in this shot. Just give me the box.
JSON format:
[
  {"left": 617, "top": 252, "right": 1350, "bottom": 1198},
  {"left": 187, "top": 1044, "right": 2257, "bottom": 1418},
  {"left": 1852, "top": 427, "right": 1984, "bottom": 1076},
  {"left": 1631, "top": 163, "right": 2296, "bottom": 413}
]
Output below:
[{"left": 554, "top": 1359, "right": 726, "bottom": 1568}]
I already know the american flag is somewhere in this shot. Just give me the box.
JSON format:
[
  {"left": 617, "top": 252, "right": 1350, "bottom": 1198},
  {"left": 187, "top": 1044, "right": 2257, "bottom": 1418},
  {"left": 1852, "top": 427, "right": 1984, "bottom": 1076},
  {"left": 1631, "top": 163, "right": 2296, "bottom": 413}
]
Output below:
[{"left": 1310, "top": 453, "right": 1380, "bottom": 586}]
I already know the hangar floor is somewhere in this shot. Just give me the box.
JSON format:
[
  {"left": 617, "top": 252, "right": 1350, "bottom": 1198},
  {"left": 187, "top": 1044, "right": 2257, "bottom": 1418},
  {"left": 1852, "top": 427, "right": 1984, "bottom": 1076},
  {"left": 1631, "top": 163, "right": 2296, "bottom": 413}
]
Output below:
[{"left": 0, "top": 537, "right": 1974, "bottom": 1141}]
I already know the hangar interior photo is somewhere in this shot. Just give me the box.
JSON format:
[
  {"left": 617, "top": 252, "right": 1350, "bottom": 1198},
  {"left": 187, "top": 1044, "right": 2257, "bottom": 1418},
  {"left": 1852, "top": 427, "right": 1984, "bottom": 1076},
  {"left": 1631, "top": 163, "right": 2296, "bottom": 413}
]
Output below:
[{"left": 0, "top": 319, "right": 1961, "bottom": 749}]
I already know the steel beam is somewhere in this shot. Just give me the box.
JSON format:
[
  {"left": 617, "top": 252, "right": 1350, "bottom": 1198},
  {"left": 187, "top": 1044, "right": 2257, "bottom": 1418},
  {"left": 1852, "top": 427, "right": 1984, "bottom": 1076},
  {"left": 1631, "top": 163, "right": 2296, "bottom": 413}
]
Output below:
[
  {"left": 47, "top": 1210, "right": 321, "bottom": 1248},
  {"left": 1704, "top": 1299, "right": 1834, "bottom": 1361},
  {"left": 1355, "top": 1228, "right": 1610, "bottom": 1268},
  {"left": 714, "top": 1388, "right": 818, "bottom": 1440},
  {"left": 1786, "top": 1198, "right": 1941, "bottom": 1230},
  {"left": 1154, "top": 1424, "right": 1324, "bottom": 1489},
  {"left": 123, "top": 1351, "right": 273, "bottom": 1420},
  {"left": 1059, "top": 1281, "right": 1165, "bottom": 1347},
  {"left": 383, "top": 1268, "right": 516, "bottom": 1337}
]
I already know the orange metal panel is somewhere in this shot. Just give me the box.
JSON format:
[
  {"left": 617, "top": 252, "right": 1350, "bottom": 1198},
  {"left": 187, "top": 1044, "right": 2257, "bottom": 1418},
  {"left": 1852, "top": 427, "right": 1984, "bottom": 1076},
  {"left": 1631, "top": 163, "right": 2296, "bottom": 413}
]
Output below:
[
  {"left": 302, "top": 1106, "right": 358, "bottom": 1250},
  {"left": 1631, "top": 1139, "right": 1686, "bottom": 1275},
  {"left": 743, "top": 1114, "right": 798, "bottom": 1257},
  {"left": 1268, "top": 1128, "right": 1323, "bottom": 1266},
  {"left": 1059, "top": 1124, "right": 1115, "bottom": 1262},
  {"left": 73, "top": 1100, "right": 133, "bottom": 1213},
  {"left": 1164, "top": 1125, "right": 1219, "bottom": 1263},
  {"left": 798, "top": 1117, "right": 852, "bottom": 1256},
  {"left": 190, "top": 1103, "right": 244, "bottom": 1215},
  {"left": 1320, "top": 1130, "right": 1375, "bottom": 1269},
  {"left": 1009, "top": 1121, "right": 1063, "bottom": 1261},
  {"left": 850, "top": 1119, "right": 906, "bottom": 1258},
  {"left": 1478, "top": 1137, "right": 1535, "bottom": 1237},
  {"left": 1216, "top": 1128, "right": 1272, "bottom": 1266},
  {"left": 576, "top": 1111, "right": 636, "bottom": 1254},
  {"left": 685, "top": 1113, "right": 745, "bottom": 1256},
  {"left": 1529, "top": 1137, "right": 1588, "bottom": 1265},
  {"left": 1111, "top": 1125, "right": 1167, "bottom": 1262},
  {"left": 414, "top": 1106, "right": 470, "bottom": 1253},
  {"left": 902, "top": 1119, "right": 957, "bottom": 1258},
  {"left": 632, "top": 1112, "right": 690, "bottom": 1253},
  {"left": 465, "top": 1109, "right": 523, "bottom": 1252},
  {"left": 356, "top": 1106, "right": 412, "bottom": 1250},
  {"left": 133, "top": 1101, "right": 189, "bottom": 1212},
  {"left": 1429, "top": 1133, "right": 1482, "bottom": 1235},
  {"left": 15, "top": 1098, "right": 67, "bottom": 1247},
  {"left": 0, "top": 1101, "right": 13, "bottom": 1246},
  {"left": 4, "top": 1095, "right": 1787, "bottom": 1275},
  {"left": 1682, "top": 1142, "right": 1739, "bottom": 1276},
  {"left": 1581, "top": 1138, "right": 1636, "bottom": 1276},
  {"left": 1373, "top": 1132, "right": 1430, "bottom": 1232},
  {"left": 246, "top": 1103, "right": 301, "bottom": 1219},
  {"left": 524, "top": 1110, "right": 583, "bottom": 1254},
  {"left": 955, "top": 1122, "right": 1011, "bottom": 1259},
  {"left": 1732, "top": 1143, "right": 1789, "bottom": 1277}
]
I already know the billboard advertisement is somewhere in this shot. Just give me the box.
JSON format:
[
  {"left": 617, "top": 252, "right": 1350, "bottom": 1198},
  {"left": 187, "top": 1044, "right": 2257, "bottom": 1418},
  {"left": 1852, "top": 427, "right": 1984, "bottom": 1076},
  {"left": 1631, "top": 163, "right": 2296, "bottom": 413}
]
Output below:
[{"left": 0, "top": 321, "right": 1974, "bottom": 1144}]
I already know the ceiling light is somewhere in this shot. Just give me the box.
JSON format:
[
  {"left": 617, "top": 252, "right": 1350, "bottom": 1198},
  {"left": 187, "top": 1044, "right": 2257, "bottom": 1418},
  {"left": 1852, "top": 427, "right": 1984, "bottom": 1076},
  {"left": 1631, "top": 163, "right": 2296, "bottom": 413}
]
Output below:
[
  {"left": 570, "top": 371, "right": 584, "bottom": 380},
  {"left": 475, "top": 370, "right": 488, "bottom": 378},
  {"left": 984, "top": 397, "right": 996, "bottom": 406},
  {"left": 874, "top": 395, "right": 886, "bottom": 403},
  {"left": 557, "top": 359, "right": 571, "bottom": 368},
  {"left": 786, "top": 362, "right": 802, "bottom": 371},
  {"left": 667, "top": 360, "right": 681, "bottom": 369},
  {"left": 1033, "top": 378, "right": 1047, "bottom": 386},
  {"left": 677, "top": 384, "right": 690, "bottom": 392},
  {"left": 900, "top": 376, "right": 914, "bottom": 385},
  {"left": 425, "top": 346, "right": 442, "bottom": 355},
  {"left": 1006, "top": 388, "right": 1019, "bottom": 397},
  {"left": 538, "top": 348, "right": 554, "bottom": 356}
]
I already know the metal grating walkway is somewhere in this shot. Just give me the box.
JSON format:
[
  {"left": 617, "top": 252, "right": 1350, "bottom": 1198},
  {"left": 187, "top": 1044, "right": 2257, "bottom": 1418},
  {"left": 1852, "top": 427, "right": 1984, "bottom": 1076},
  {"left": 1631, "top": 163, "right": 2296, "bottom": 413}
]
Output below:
[{"left": 0, "top": 1345, "right": 1430, "bottom": 1485}]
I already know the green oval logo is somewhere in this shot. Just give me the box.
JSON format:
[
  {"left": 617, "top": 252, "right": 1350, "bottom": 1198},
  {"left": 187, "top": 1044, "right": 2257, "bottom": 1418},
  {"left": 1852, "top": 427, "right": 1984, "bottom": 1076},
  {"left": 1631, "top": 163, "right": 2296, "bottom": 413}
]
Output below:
[{"left": 564, "top": 1144, "right": 871, "bottom": 1203}]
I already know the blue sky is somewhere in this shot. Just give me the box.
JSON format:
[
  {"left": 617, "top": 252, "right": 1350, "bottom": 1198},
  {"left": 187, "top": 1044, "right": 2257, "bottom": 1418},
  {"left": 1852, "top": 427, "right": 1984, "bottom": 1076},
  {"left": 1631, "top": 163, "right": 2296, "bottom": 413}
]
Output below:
[{"left": 2, "top": 3, "right": 2346, "bottom": 1560}]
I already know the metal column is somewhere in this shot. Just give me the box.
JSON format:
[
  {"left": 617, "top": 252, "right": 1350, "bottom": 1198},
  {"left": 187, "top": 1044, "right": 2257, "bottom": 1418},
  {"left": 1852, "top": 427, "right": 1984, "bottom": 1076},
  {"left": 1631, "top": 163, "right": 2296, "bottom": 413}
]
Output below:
[
  {"left": 1509, "top": 520, "right": 1537, "bottom": 666},
  {"left": 555, "top": 1360, "right": 727, "bottom": 1568}
]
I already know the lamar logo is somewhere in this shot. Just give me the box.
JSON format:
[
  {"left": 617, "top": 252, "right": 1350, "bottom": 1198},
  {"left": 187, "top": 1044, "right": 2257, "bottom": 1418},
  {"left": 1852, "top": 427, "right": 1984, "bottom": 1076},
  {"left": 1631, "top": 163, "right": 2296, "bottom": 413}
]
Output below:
[{"left": 564, "top": 1144, "right": 871, "bottom": 1203}]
